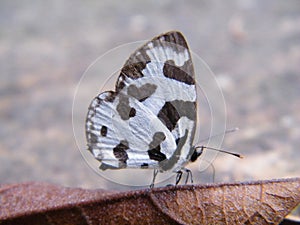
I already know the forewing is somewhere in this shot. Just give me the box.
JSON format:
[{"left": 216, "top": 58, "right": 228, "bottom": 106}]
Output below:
[{"left": 115, "top": 31, "right": 197, "bottom": 171}]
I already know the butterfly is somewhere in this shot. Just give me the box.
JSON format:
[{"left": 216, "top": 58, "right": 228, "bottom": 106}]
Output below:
[{"left": 86, "top": 31, "right": 208, "bottom": 187}]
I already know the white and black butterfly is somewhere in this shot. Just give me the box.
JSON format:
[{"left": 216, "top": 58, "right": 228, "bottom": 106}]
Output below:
[{"left": 86, "top": 31, "right": 215, "bottom": 186}]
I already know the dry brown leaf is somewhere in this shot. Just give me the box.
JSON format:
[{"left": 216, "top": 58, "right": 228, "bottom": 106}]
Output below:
[{"left": 0, "top": 178, "right": 299, "bottom": 225}]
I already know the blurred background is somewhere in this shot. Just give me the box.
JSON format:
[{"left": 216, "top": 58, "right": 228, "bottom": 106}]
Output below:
[{"left": 0, "top": 0, "right": 299, "bottom": 191}]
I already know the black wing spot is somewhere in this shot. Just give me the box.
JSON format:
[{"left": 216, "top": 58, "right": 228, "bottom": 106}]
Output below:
[
  {"left": 148, "top": 146, "right": 167, "bottom": 162},
  {"left": 100, "top": 126, "right": 107, "bottom": 136},
  {"left": 113, "top": 140, "right": 129, "bottom": 164},
  {"left": 129, "top": 107, "right": 136, "bottom": 117},
  {"left": 141, "top": 163, "right": 149, "bottom": 168},
  {"left": 158, "top": 100, "right": 196, "bottom": 131},
  {"left": 157, "top": 102, "right": 180, "bottom": 131},
  {"left": 148, "top": 132, "right": 167, "bottom": 162},
  {"left": 163, "top": 60, "right": 195, "bottom": 85}
]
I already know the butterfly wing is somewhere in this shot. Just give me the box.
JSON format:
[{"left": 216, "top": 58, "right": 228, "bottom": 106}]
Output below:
[
  {"left": 115, "top": 31, "right": 197, "bottom": 171},
  {"left": 86, "top": 91, "right": 177, "bottom": 170},
  {"left": 86, "top": 31, "right": 197, "bottom": 172}
]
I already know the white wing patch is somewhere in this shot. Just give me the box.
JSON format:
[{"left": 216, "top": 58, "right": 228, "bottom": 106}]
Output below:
[
  {"left": 146, "top": 43, "right": 190, "bottom": 67},
  {"left": 86, "top": 31, "right": 197, "bottom": 173}
]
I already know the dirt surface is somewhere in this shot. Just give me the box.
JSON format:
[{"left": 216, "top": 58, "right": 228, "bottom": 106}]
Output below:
[{"left": 0, "top": 0, "right": 299, "bottom": 192}]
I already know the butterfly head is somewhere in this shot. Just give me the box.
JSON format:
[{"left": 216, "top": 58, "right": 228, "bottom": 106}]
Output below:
[{"left": 190, "top": 146, "right": 204, "bottom": 163}]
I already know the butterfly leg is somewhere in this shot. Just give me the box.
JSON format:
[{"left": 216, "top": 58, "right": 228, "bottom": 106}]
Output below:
[
  {"left": 183, "top": 168, "right": 193, "bottom": 184},
  {"left": 150, "top": 169, "right": 159, "bottom": 188},
  {"left": 175, "top": 170, "right": 183, "bottom": 185},
  {"left": 176, "top": 169, "right": 193, "bottom": 185}
]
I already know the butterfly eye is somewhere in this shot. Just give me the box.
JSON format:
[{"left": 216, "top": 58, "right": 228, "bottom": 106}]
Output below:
[{"left": 190, "top": 147, "right": 203, "bottom": 162}]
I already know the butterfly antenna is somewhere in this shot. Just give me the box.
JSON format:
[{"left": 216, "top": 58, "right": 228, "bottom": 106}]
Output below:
[
  {"left": 198, "top": 127, "right": 239, "bottom": 143},
  {"left": 200, "top": 146, "right": 244, "bottom": 159},
  {"left": 195, "top": 146, "right": 243, "bottom": 158}
]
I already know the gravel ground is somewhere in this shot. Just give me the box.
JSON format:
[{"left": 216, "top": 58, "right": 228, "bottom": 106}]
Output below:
[{"left": 0, "top": 0, "right": 299, "bottom": 191}]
